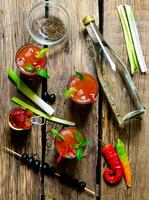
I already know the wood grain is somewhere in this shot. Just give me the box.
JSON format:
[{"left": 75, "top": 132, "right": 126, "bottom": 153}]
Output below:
[{"left": 100, "top": 1, "right": 149, "bottom": 200}]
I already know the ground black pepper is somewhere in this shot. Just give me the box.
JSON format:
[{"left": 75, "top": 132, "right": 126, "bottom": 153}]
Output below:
[{"left": 42, "top": 16, "right": 66, "bottom": 41}]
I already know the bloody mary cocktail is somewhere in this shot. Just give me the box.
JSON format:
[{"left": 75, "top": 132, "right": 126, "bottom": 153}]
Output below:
[
  {"left": 67, "top": 72, "right": 99, "bottom": 104},
  {"left": 15, "top": 44, "right": 46, "bottom": 77},
  {"left": 8, "top": 107, "right": 33, "bottom": 131},
  {"left": 55, "top": 127, "right": 86, "bottom": 160}
]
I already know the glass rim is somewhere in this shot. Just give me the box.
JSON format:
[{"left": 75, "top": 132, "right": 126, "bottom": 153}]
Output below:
[{"left": 25, "top": 1, "right": 70, "bottom": 46}]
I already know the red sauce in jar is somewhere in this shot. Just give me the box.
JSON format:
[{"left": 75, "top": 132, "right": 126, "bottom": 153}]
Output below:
[{"left": 9, "top": 108, "right": 33, "bottom": 130}]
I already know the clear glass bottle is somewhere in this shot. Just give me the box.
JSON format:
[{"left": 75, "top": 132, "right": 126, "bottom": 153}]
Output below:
[{"left": 83, "top": 16, "right": 145, "bottom": 127}]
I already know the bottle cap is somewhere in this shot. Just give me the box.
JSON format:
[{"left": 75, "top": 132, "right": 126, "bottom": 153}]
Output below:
[{"left": 82, "top": 16, "right": 95, "bottom": 26}]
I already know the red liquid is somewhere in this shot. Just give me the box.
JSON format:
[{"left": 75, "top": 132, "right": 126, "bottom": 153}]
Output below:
[
  {"left": 68, "top": 73, "right": 99, "bottom": 104},
  {"left": 15, "top": 44, "right": 46, "bottom": 76},
  {"left": 55, "top": 127, "right": 86, "bottom": 159},
  {"left": 9, "top": 108, "right": 33, "bottom": 130}
]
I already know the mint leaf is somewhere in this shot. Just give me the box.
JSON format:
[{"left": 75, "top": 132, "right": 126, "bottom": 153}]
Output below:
[
  {"left": 64, "top": 87, "right": 77, "bottom": 97},
  {"left": 73, "top": 140, "right": 91, "bottom": 149},
  {"left": 37, "top": 69, "right": 49, "bottom": 78},
  {"left": 76, "top": 148, "right": 83, "bottom": 161},
  {"left": 75, "top": 131, "right": 85, "bottom": 143},
  {"left": 25, "top": 64, "right": 35, "bottom": 72},
  {"left": 75, "top": 71, "right": 84, "bottom": 80},
  {"left": 36, "top": 48, "right": 50, "bottom": 58},
  {"left": 51, "top": 129, "right": 64, "bottom": 141}
]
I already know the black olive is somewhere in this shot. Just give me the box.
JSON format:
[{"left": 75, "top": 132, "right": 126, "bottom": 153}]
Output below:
[
  {"left": 43, "top": 91, "right": 48, "bottom": 101},
  {"left": 42, "top": 162, "right": 49, "bottom": 174},
  {"left": 47, "top": 166, "right": 56, "bottom": 176},
  {"left": 77, "top": 181, "right": 86, "bottom": 192},
  {"left": 48, "top": 94, "right": 56, "bottom": 105},
  {"left": 27, "top": 156, "right": 35, "bottom": 168},
  {"left": 33, "top": 160, "right": 40, "bottom": 172},
  {"left": 21, "top": 153, "right": 29, "bottom": 164},
  {"left": 71, "top": 178, "right": 79, "bottom": 188}
]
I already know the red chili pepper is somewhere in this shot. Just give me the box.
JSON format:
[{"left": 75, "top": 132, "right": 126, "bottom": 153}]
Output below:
[{"left": 102, "top": 144, "right": 123, "bottom": 185}]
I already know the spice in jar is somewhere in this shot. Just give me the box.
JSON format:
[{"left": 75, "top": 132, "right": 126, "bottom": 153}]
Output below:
[{"left": 42, "top": 16, "right": 66, "bottom": 41}]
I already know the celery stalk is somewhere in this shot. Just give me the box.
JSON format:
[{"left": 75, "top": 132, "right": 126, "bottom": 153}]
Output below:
[
  {"left": 117, "top": 5, "right": 139, "bottom": 74},
  {"left": 12, "top": 97, "right": 75, "bottom": 126},
  {"left": 8, "top": 69, "right": 54, "bottom": 116},
  {"left": 124, "top": 5, "right": 147, "bottom": 73}
]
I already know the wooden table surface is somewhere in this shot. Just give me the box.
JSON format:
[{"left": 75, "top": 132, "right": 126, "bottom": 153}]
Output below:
[{"left": 0, "top": 0, "right": 149, "bottom": 200}]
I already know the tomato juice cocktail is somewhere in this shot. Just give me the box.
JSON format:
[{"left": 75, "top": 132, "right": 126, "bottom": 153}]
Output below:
[
  {"left": 15, "top": 44, "right": 46, "bottom": 77},
  {"left": 55, "top": 127, "right": 86, "bottom": 159},
  {"left": 67, "top": 72, "right": 99, "bottom": 104}
]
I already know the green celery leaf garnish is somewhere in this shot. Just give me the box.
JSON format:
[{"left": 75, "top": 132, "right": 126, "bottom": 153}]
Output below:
[
  {"left": 75, "top": 71, "right": 84, "bottom": 80},
  {"left": 75, "top": 131, "right": 85, "bottom": 143},
  {"left": 76, "top": 148, "right": 83, "bottom": 161},
  {"left": 36, "top": 48, "right": 50, "bottom": 59},
  {"left": 51, "top": 129, "right": 64, "bottom": 142},
  {"left": 73, "top": 140, "right": 91, "bottom": 149},
  {"left": 64, "top": 87, "right": 77, "bottom": 97},
  {"left": 25, "top": 64, "right": 35, "bottom": 72},
  {"left": 37, "top": 69, "right": 49, "bottom": 78}
]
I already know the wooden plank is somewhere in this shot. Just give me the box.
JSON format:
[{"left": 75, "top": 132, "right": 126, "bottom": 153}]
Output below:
[
  {"left": 0, "top": 1, "right": 42, "bottom": 199},
  {"left": 44, "top": 0, "right": 99, "bottom": 199},
  {"left": 100, "top": 0, "right": 149, "bottom": 200}
]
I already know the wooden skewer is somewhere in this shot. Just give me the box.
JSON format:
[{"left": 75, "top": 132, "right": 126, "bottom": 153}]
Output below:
[{"left": 3, "top": 147, "right": 95, "bottom": 196}]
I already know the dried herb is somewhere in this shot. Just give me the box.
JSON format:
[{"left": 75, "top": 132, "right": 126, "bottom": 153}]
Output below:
[{"left": 42, "top": 16, "right": 66, "bottom": 41}]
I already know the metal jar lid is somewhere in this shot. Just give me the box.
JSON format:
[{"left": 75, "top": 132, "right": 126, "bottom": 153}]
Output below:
[{"left": 82, "top": 16, "right": 95, "bottom": 26}]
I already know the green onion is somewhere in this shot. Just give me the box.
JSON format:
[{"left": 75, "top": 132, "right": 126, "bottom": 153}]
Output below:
[
  {"left": 11, "top": 97, "right": 75, "bottom": 126},
  {"left": 64, "top": 87, "right": 77, "bottom": 97},
  {"left": 8, "top": 68, "right": 54, "bottom": 116},
  {"left": 117, "top": 5, "right": 139, "bottom": 74},
  {"left": 51, "top": 129, "right": 64, "bottom": 141},
  {"left": 124, "top": 5, "right": 147, "bottom": 73},
  {"left": 35, "top": 48, "right": 50, "bottom": 59},
  {"left": 75, "top": 71, "right": 84, "bottom": 80}
]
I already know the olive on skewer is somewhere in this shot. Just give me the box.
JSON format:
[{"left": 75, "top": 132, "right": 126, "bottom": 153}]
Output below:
[{"left": 4, "top": 147, "right": 95, "bottom": 196}]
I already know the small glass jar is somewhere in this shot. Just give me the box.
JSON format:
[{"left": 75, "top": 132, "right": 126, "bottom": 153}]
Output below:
[
  {"left": 55, "top": 127, "right": 86, "bottom": 159},
  {"left": 15, "top": 44, "right": 46, "bottom": 78},
  {"left": 67, "top": 72, "right": 99, "bottom": 105}
]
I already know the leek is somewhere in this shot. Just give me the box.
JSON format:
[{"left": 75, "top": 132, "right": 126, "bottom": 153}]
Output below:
[
  {"left": 117, "top": 5, "right": 139, "bottom": 74},
  {"left": 11, "top": 97, "right": 75, "bottom": 126},
  {"left": 8, "top": 68, "right": 54, "bottom": 115},
  {"left": 124, "top": 5, "right": 147, "bottom": 73}
]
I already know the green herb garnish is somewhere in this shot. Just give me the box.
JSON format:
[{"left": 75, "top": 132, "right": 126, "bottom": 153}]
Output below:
[
  {"left": 73, "top": 141, "right": 92, "bottom": 149},
  {"left": 76, "top": 148, "right": 83, "bottom": 161},
  {"left": 24, "top": 63, "right": 49, "bottom": 79},
  {"left": 64, "top": 87, "right": 77, "bottom": 97},
  {"left": 37, "top": 68, "right": 49, "bottom": 78},
  {"left": 25, "top": 64, "right": 35, "bottom": 72},
  {"left": 35, "top": 48, "right": 50, "bottom": 59},
  {"left": 75, "top": 71, "right": 84, "bottom": 80},
  {"left": 51, "top": 129, "right": 64, "bottom": 141},
  {"left": 74, "top": 131, "right": 91, "bottom": 161}
]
